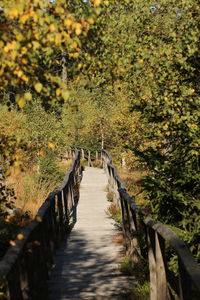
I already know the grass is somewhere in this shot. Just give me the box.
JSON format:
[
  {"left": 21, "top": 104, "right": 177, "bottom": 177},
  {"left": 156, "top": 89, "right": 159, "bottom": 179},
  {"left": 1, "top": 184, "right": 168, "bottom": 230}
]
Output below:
[
  {"left": 0, "top": 157, "right": 72, "bottom": 262},
  {"left": 119, "top": 256, "right": 150, "bottom": 300},
  {"left": 106, "top": 191, "right": 114, "bottom": 202},
  {"left": 6, "top": 159, "right": 71, "bottom": 218}
]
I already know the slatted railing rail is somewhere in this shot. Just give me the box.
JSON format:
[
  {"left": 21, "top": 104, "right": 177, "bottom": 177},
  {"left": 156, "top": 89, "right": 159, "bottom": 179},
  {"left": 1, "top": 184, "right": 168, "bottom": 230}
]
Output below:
[
  {"left": 65, "top": 147, "right": 102, "bottom": 167},
  {"left": 101, "top": 149, "right": 200, "bottom": 300},
  {"left": 0, "top": 149, "right": 82, "bottom": 300},
  {"left": 1, "top": 147, "right": 199, "bottom": 300}
]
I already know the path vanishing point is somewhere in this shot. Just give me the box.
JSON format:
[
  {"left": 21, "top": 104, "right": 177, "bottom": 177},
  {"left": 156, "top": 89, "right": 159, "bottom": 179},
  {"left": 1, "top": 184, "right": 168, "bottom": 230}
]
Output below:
[{"left": 48, "top": 167, "right": 134, "bottom": 300}]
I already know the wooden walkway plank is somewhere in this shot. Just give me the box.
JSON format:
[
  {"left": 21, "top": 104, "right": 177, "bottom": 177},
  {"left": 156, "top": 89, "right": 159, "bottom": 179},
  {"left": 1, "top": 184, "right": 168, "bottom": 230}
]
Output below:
[{"left": 48, "top": 167, "right": 134, "bottom": 300}]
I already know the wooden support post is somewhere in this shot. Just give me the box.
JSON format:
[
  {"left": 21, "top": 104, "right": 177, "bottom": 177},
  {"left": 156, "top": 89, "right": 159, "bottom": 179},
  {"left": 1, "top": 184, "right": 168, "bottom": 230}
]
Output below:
[
  {"left": 7, "top": 262, "right": 23, "bottom": 300},
  {"left": 147, "top": 227, "right": 157, "bottom": 300},
  {"left": 81, "top": 148, "right": 85, "bottom": 160},
  {"left": 96, "top": 151, "right": 98, "bottom": 162},
  {"left": 57, "top": 192, "right": 64, "bottom": 240},
  {"left": 155, "top": 233, "right": 170, "bottom": 300},
  {"left": 63, "top": 185, "right": 69, "bottom": 227}
]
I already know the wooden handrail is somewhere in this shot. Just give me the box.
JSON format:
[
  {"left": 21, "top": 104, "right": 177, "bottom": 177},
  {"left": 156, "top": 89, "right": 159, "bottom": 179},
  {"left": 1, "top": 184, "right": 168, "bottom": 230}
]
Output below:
[
  {"left": 0, "top": 149, "right": 82, "bottom": 300},
  {"left": 101, "top": 149, "right": 200, "bottom": 300},
  {"left": 3, "top": 146, "right": 198, "bottom": 300}
]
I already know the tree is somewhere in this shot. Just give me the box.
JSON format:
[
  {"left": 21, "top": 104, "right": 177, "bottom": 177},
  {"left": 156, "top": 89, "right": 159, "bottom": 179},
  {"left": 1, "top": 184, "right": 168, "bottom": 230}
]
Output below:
[{"left": 0, "top": 0, "right": 101, "bottom": 108}]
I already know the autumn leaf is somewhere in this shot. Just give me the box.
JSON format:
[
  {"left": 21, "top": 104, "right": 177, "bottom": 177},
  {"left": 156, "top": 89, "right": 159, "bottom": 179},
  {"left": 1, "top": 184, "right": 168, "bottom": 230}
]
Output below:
[{"left": 34, "top": 83, "right": 43, "bottom": 93}]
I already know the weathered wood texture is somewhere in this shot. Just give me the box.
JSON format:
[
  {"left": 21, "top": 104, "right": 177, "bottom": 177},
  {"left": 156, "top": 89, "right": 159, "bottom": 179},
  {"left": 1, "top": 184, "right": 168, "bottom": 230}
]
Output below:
[
  {"left": 0, "top": 150, "right": 82, "bottom": 300},
  {"left": 101, "top": 149, "right": 200, "bottom": 300},
  {"left": 1, "top": 147, "right": 200, "bottom": 300},
  {"left": 48, "top": 167, "right": 134, "bottom": 300}
]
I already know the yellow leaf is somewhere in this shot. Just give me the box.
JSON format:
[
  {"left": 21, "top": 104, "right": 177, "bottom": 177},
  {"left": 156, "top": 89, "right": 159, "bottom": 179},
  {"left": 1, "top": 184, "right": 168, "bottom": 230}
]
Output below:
[
  {"left": 22, "top": 75, "right": 29, "bottom": 82},
  {"left": 49, "top": 24, "right": 56, "bottom": 32},
  {"left": 64, "top": 19, "right": 73, "bottom": 27},
  {"left": 48, "top": 142, "right": 55, "bottom": 149},
  {"left": 9, "top": 9, "right": 19, "bottom": 19},
  {"left": 22, "top": 58, "right": 28, "bottom": 64},
  {"left": 33, "top": 14, "right": 39, "bottom": 23},
  {"left": 55, "top": 33, "right": 61, "bottom": 46},
  {"left": 16, "top": 97, "right": 26, "bottom": 108},
  {"left": 36, "top": 216, "right": 42, "bottom": 222},
  {"left": 16, "top": 33, "right": 24, "bottom": 41},
  {"left": 39, "top": 149, "right": 45, "bottom": 156},
  {"left": 62, "top": 90, "right": 70, "bottom": 101},
  {"left": 74, "top": 23, "right": 82, "bottom": 35},
  {"left": 34, "top": 82, "right": 43, "bottom": 93},
  {"left": 21, "top": 47, "right": 28, "bottom": 55},
  {"left": 73, "top": 52, "right": 80, "bottom": 58},
  {"left": 56, "top": 88, "right": 61, "bottom": 96},
  {"left": 94, "top": 0, "right": 101, "bottom": 7},
  {"left": 32, "top": 41, "right": 40, "bottom": 50},
  {"left": 4, "top": 41, "right": 17, "bottom": 52},
  {"left": 20, "top": 14, "right": 29, "bottom": 24},
  {"left": 10, "top": 240, "right": 16, "bottom": 246},
  {"left": 88, "top": 18, "right": 94, "bottom": 24},
  {"left": 24, "top": 92, "right": 32, "bottom": 101},
  {"left": 17, "top": 234, "right": 24, "bottom": 240},
  {"left": 72, "top": 41, "right": 77, "bottom": 49},
  {"left": 16, "top": 70, "right": 23, "bottom": 78}
]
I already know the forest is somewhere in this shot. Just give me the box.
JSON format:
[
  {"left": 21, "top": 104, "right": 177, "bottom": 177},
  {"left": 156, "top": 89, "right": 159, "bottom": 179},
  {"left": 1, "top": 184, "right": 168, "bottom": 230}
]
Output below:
[{"left": 0, "top": 0, "right": 199, "bottom": 290}]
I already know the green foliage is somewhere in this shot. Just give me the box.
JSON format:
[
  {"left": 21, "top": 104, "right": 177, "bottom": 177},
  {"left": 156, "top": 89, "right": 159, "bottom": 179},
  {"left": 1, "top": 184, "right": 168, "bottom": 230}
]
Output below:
[
  {"left": 132, "top": 282, "right": 150, "bottom": 300},
  {"left": 38, "top": 151, "right": 65, "bottom": 185},
  {"left": 90, "top": 0, "right": 200, "bottom": 262},
  {"left": 0, "top": 0, "right": 199, "bottom": 278},
  {"left": 119, "top": 256, "right": 134, "bottom": 276},
  {"left": 119, "top": 256, "right": 150, "bottom": 300},
  {"left": 0, "top": 171, "right": 15, "bottom": 216},
  {"left": 61, "top": 79, "right": 115, "bottom": 149}
]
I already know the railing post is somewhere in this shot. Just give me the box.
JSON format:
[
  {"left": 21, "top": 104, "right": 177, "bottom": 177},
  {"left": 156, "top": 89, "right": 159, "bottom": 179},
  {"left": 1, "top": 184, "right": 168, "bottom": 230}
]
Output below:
[
  {"left": 81, "top": 148, "right": 85, "bottom": 160},
  {"left": 147, "top": 227, "right": 157, "bottom": 300},
  {"left": 155, "top": 233, "right": 170, "bottom": 300},
  {"left": 96, "top": 151, "right": 98, "bottom": 162},
  {"left": 57, "top": 192, "right": 64, "bottom": 240},
  {"left": 7, "top": 261, "right": 23, "bottom": 300}
]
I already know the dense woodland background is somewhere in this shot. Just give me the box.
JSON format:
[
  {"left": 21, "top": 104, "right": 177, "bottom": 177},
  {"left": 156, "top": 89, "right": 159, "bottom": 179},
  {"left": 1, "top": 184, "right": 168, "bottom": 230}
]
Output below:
[{"left": 0, "top": 0, "right": 199, "bottom": 275}]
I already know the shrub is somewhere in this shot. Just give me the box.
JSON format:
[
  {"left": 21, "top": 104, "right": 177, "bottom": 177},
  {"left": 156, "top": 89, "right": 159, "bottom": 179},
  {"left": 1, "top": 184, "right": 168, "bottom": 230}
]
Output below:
[
  {"left": 106, "top": 191, "right": 114, "bottom": 202},
  {"left": 38, "top": 151, "right": 65, "bottom": 185},
  {"left": 106, "top": 203, "right": 122, "bottom": 230}
]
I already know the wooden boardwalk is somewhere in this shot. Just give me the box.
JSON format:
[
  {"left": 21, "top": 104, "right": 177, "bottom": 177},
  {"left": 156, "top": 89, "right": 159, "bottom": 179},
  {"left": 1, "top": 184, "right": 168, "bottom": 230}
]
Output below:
[{"left": 48, "top": 167, "right": 134, "bottom": 300}]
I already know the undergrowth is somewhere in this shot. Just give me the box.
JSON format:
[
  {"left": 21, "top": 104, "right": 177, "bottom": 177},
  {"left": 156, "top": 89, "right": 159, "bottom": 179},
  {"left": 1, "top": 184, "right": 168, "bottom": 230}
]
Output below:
[
  {"left": 106, "top": 203, "right": 122, "bottom": 230},
  {"left": 0, "top": 157, "right": 70, "bottom": 260},
  {"left": 119, "top": 256, "right": 150, "bottom": 300}
]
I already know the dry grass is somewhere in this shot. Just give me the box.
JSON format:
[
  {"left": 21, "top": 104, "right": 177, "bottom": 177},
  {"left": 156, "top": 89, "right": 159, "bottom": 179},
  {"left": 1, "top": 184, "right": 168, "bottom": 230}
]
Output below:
[
  {"left": 57, "top": 159, "right": 72, "bottom": 172},
  {"left": 106, "top": 203, "right": 122, "bottom": 230},
  {"left": 6, "top": 160, "right": 72, "bottom": 218},
  {"left": 118, "top": 168, "right": 148, "bottom": 206},
  {"left": 106, "top": 191, "right": 114, "bottom": 202},
  {"left": 112, "top": 233, "right": 124, "bottom": 245},
  {"left": 6, "top": 170, "right": 51, "bottom": 218}
]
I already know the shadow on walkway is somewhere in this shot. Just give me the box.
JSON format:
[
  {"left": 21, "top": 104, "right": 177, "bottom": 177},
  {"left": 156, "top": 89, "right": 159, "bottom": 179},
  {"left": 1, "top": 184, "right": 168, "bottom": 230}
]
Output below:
[{"left": 48, "top": 230, "right": 134, "bottom": 300}]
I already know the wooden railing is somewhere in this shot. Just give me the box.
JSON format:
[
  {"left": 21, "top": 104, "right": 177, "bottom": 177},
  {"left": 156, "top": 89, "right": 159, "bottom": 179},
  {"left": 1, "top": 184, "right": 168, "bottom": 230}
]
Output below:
[
  {"left": 64, "top": 147, "right": 102, "bottom": 167},
  {"left": 1, "top": 147, "right": 199, "bottom": 300},
  {"left": 101, "top": 149, "right": 200, "bottom": 300},
  {"left": 0, "top": 149, "right": 82, "bottom": 300}
]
